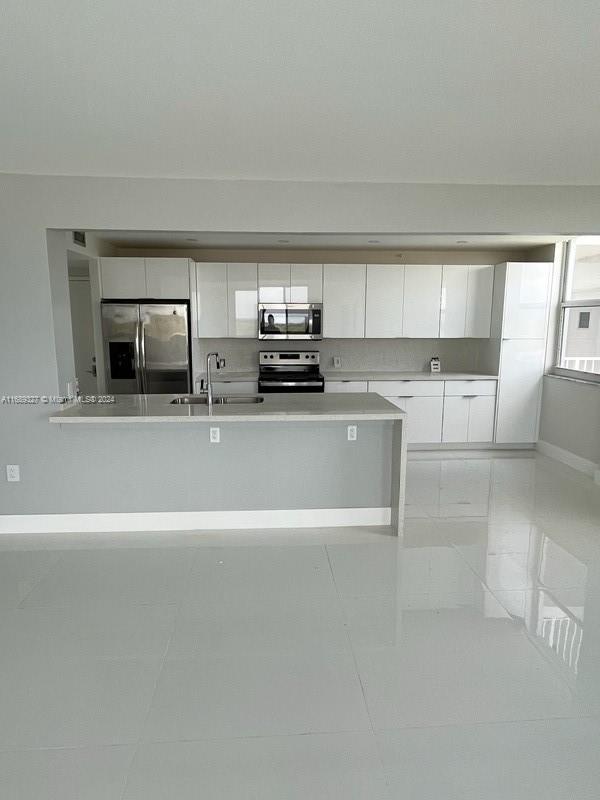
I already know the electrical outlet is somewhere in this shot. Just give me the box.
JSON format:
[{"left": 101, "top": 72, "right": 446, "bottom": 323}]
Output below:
[
  {"left": 347, "top": 425, "right": 357, "bottom": 441},
  {"left": 333, "top": 356, "right": 342, "bottom": 369},
  {"left": 6, "top": 464, "right": 20, "bottom": 482},
  {"left": 209, "top": 427, "right": 220, "bottom": 444}
]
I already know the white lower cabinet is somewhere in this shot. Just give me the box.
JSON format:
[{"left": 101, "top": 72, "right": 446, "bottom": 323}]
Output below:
[
  {"left": 214, "top": 381, "right": 258, "bottom": 394},
  {"left": 325, "top": 380, "right": 368, "bottom": 393},
  {"left": 372, "top": 381, "right": 444, "bottom": 444},
  {"left": 442, "top": 393, "right": 496, "bottom": 443}
]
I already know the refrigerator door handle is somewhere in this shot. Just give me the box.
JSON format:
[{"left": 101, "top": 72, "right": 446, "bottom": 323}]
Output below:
[
  {"left": 134, "top": 315, "right": 144, "bottom": 394},
  {"left": 138, "top": 317, "right": 147, "bottom": 394}
]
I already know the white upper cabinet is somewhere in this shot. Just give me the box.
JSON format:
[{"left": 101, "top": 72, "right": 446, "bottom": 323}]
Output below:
[
  {"left": 440, "top": 266, "right": 468, "bottom": 338},
  {"left": 259, "top": 263, "right": 323, "bottom": 303},
  {"left": 323, "top": 264, "right": 366, "bottom": 338},
  {"left": 402, "top": 265, "right": 442, "bottom": 337},
  {"left": 499, "top": 262, "right": 552, "bottom": 339},
  {"left": 100, "top": 258, "right": 190, "bottom": 299},
  {"left": 99, "top": 258, "right": 146, "bottom": 298},
  {"left": 465, "top": 265, "right": 494, "bottom": 337},
  {"left": 258, "top": 263, "right": 291, "bottom": 302},
  {"left": 290, "top": 264, "right": 323, "bottom": 303},
  {"left": 365, "top": 264, "right": 404, "bottom": 337},
  {"left": 194, "top": 262, "right": 228, "bottom": 338},
  {"left": 145, "top": 258, "right": 190, "bottom": 299},
  {"left": 227, "top": 263, "right": 258, "bottom": 338}
]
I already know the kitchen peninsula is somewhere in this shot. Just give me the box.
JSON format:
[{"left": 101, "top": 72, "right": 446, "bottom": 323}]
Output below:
[{"left": 49, "top": 392, "right": 407, "bottom": 535}]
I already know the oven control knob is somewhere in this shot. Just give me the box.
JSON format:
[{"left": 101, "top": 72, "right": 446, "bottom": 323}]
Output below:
[{"left": 305, "top": 354, "right": 309, "bottom": 359}]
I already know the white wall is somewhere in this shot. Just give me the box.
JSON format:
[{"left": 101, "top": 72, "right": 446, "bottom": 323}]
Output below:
[{"left": 2, "top": 172, "right": 600, "bottom": 514}]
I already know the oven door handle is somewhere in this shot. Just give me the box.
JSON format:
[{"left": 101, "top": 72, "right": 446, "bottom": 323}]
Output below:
[{"left": 259, "top": 380, "right": 323, "bottom": 387}]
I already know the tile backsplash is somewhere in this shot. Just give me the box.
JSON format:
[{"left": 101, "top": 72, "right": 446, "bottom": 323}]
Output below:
[{"left": 193, "top": 338, "right": 500, "bottom": 376}]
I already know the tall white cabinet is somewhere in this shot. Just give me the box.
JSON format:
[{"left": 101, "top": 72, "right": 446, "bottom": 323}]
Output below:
[
  {"left": 493, "top": 262, "right": 553, "bottom": 444},
  {"left": 323, "top": 264, "right": 366, "bottom": 338},
  {"left": 227, "top": 263, "right": 258, "bottom": 338},
  {"left": 194, "top": 262, "right": 228, "bottom": 338}
]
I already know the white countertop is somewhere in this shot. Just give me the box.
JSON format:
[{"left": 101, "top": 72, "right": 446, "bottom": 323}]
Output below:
[
  {"left": 49, "top": 392, "right": 406, "bottom": 424},
  {"left": 208, "top": 370, "right": 498, "bottom": 382}
]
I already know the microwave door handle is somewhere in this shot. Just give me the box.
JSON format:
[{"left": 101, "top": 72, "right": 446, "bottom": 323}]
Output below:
[
  {"left": 136, "top": 316, "right": 145, "bottom": 394},
  {"left": 307, "top": 309, "right": 313, "bottom": 336},
  {"left": 133, "top": 319, "right": 143, "bottom": 393}
]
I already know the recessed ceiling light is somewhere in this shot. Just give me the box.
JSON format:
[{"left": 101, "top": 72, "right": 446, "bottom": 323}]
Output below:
[
  {"left": 277, "top": 239, "right": 290, "bottom": 244},
  {"left": 456, "top": 240, "right": 469, "bottom": 245},
  {"left": 368, "top": 239, "right": 380, "bottom": 244}
]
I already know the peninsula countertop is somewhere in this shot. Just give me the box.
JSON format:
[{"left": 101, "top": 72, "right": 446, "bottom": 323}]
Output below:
[{"left": 49, "top": 392, "right": 407, "bottom": 424}]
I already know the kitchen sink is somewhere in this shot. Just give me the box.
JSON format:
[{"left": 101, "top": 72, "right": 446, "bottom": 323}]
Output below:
[{"left": 170, "top": 395, "right": 264, "bottom": 405}]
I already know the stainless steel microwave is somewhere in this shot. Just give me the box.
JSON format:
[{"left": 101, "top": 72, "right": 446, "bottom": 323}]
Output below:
[{"left": 258, "top": 303, "right": 323, "bottom": 340}]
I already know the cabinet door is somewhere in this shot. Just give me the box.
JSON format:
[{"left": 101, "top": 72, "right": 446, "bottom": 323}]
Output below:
[
  {"left": 442, "top": 396, "right": 470, "bottom": 442},
  {"left": 99, "top": 258, "right": 146, "bottom": 299},
  {"left": 365, "top": 264, "right": 404, "bottom": 337},
  {"left": 145, "top": 259, "right": 190, "bottom": 299},
  {"left": 502, "top": 262, "right": 552, "bottom": 339},
  {"left": 195, "top": 263, "right": 228, "bottom": 338},
  {"left": 258, "top": 263, "right": 291, "bottom": 302},
  {"left": 325, "top": 381, "right": 368, "bottom": 393},
  {"left": 402, "top": 265, "right": 442, "bottom": 337},
  {"left": 227, "top": 263, "right": 258, "bottom": 337},
  {"left": 440, "top": 266, "right": 468, "bottom": 338},
  {"left": 495, "top": 338, "right": 545, "bottom": 443},
  {"left": 323, "top": 264, "right": 366, "bottom": 338},
  {"left": 468, "top": 395, "right": 496, "bottom": 442},
  {"left": 290, "top": 264, "right": 323, "bottom": 302},
  {"left": 400, "top": 396, "right": 443, "bottom": 443},
  {"left": 465, "top": 265, "right": 494, "bottom": 337}
]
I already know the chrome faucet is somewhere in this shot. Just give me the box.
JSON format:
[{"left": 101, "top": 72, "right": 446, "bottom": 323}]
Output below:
[{"left": 206, "top": 352, "right": 225, "bottom": 413}]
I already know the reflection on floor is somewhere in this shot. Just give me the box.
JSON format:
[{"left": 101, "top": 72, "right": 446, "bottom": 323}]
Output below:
[{"left": 1, "top": 453, "right": 600, "bottom": 799}]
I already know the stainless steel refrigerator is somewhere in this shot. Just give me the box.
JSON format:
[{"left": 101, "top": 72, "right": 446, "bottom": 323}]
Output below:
[{"left": 101, "top": 302, "right": 191, "bottom": 394}]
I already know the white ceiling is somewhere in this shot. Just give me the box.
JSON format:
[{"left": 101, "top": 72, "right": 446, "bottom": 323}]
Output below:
[
  {"left": 2, "top": 1, "right": 600, "bottom": 184},
  {"left": 99, "top": 231, "right": 563, "bottom": 251}
]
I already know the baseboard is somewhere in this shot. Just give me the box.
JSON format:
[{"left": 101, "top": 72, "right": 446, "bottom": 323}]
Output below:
[
  {"left": 0, "top": 507, "right": 392, "bottom": 534},
  {"left": 408, "top": 447, "right": 534, "bottom": 461},
  {"left": 537, "top": 440, "right": 598, "bottom": 479}
]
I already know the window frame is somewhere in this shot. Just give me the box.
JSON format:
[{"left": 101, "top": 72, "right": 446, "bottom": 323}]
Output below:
[{"left": 552, "top": 239, "right": 600, "bottom": 384}]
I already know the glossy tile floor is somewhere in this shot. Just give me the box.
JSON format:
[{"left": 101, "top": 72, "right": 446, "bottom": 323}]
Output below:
[{"left": 2, "top": 454, "right": 600, "bottom": 798}]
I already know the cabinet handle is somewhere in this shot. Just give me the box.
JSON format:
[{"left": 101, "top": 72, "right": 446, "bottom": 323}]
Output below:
[{"left": 462, "top": 395, "right": 477, "bottom": 399}]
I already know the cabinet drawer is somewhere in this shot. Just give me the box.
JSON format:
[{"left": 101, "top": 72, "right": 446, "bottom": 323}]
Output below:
[
  {"left": 369, "top": 380, "right": 444, "bottom": 397},
  {"left": 444, "top": 380, "right": 496, "bottom": 396},
  {"left": 325, "top": 381, "right": 368, "bottom": 393}
]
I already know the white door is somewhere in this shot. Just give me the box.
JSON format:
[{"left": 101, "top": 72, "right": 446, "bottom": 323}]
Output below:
[
  {"left": 145, "top": 259, "right": 190, "bottom": 299},
  {"left": 468, "top": 395, "right": 496, "bottom": 442},
  {"left": 99, "top": 258, "right": 146, "bottom": 298},
  {"left": 440, "top": 266, "right": 468, "bottom": 338},
  {"left": 323, "top": 264, "right": 366, "bottom": 338},
  {"left": 290, "top": 264, "right": 323, "bottom": 302},
  {"left": 227, "top": 263, "right": 258, "bottom": 337},
  {"left": 465, "top": 265, "right": 494, "bottom": 337},
  {"left": 365, "top": 264, "right": 404, "bottom": 337},
  {"left": 403, "top": 265, "right": 442, "bottom": 337},
  {"left": 258, "top": 263, "right": 291, "bottom": 302},
  {"left": 502, "top": 262, "right": 552, "bottom": 339},
  {"left": 442, "top": 396, "right": 470, "bottom": 442},
  {"left": 495, "top": 338, "right": 545, "bottom": 443},
  {"left": 195, "top": 263, "right": 228, "bottom": 337},
  {"left": 69, "top": 277, "right": 98, "bottom": 395}
]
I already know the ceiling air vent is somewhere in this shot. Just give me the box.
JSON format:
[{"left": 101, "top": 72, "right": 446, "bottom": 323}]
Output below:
[{"left": 72, "top": 231, "right": 86, "bottom": 247}]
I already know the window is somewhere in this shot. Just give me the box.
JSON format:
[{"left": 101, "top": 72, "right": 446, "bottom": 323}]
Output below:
[{"left": 556, "top": 238, "right": 600, "bottom": 380}]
